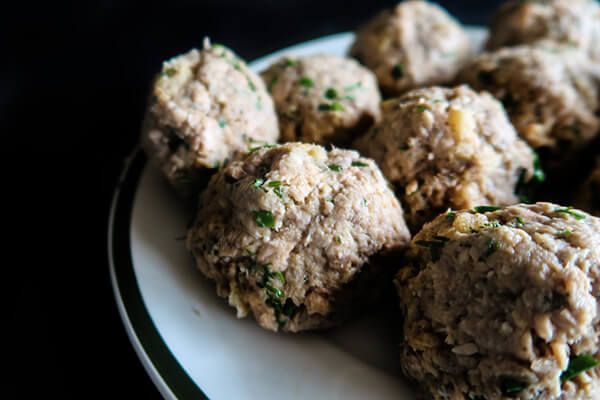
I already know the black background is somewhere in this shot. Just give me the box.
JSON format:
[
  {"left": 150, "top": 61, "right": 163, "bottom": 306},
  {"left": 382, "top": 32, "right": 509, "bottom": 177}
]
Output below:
[{"left": 7, "top": 1, "right": 504, "bottom": 398}]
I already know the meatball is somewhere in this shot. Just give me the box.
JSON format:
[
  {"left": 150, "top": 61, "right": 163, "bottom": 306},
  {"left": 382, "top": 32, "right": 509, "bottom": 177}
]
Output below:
[
  {"left": 578, "top": 157, "right": 600, "bottom": 217},
  {"left": 395, "top": 203, "right": 600, "bottom": 399},
  {"left": 186, "top": 142, "right": 411, "bottom": 332},
  {"left": 353, "top": 85, "right": 539, "bottom": 232},
  {"left": 349, "top": 0, "right": 472, "bottom": 96},
  {"left": 260, "top": 54, "right": 381, "bottom": 146},
  {"left": 141, "top": 40, "right": 279, "bottom": 197},
  {"left": 486, "top": 0, "right": 600, "bottom": 62},
  {"left": 458, "top": 44, "right": 600, "bottom": 168}
]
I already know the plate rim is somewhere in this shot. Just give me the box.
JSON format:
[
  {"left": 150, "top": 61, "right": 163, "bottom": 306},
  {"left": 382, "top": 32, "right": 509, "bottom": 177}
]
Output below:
[
  {"left": 108, "top": 27, "right": 486, "bottom": 400},
  {"left": 108, "top": 148, "right": 208, "bottom": 400}
]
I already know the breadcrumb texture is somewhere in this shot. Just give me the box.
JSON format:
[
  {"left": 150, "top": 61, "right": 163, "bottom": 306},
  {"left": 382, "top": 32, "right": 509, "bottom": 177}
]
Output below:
[
  {"left": 187, "top": 142, "right": 411, "bottom": 332},
  {"left": 395, "top": 203, "right": 600, "bottom": 399},
  {"left": 458, "top": 44, "right": 600, "bottom": 168},
  {"left": 141, "top": 41, "right": 279, "bottom": 197},
  {"left": 486, "top": 0, "right": 600, "bottom": 62},
  {"left": 349, "top": 0, "right": 472, "bottom": 96},
  {"left": 354, "top": 85, "right": 537, "bottom": 232},
  {"left": 261, "top": 54, "right": 381, "bottom": 146}
]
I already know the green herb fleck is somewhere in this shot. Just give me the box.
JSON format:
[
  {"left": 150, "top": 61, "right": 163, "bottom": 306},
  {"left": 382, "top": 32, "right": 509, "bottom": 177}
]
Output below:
[
  {"left": 500, "top": 377, "right": 527, "bottom": 395},
  {"left": 445, "top": 211, "right": 456, "bottom": 219},
  {"left": 327, "top": 198, "right": 335, "bottom": 204},
  {"left": 516, "top": 216, "right": 525, "bottom": 226},
  {"left": 268, "top": 75, "right": 279, "bottom": 93},
  {"left": 267, "top": 180, "right": 282, "bottom": 187},
  {"left": 416, "top": 105, "right": 428, "bottom": 113},
  {"left": 219, "top": 118, "right": 226, "bottom": 128},
  {"left": 336, "top": 236, "right": 342, "bottom": 244},
  {"left": 483, "top": 239, "right": 500, "bottom": 259},
  {"left": 363, "top": 198, "right": 368, "bottom": 206},
  {"left": 554, "top": 206, "right": 586, "bottom": 220},
  {"left": 273, "top": 187, "right": 283, "bottom": 198},
  {"left": 163, "top": 67, "right": 176, "bottom": 77},
  {"left": 264, "top": 283, "right": 283, "bottom": 298},
  {"left": 392, "top": 64, "right": 404, "bottom": 80},
  {"left": 325, "top": 88, "right": 338, "bottom": 100},
  {"left": 253, "top": 178, "right": 265, "bottom": 188},
  {"left": 470, "top": 227, "right": 480, "bottom": 234},
  {"left": 248, "top": 144, "right": 276, "bottom": 155},
  {"left": 246, "top": 248, "right": 255, "bottom": 257},
  {"left": 318, "top": 102, "right": 344, "bottom": 111},
  {"left": 533, "top": 153, "right": 545, "bottom": 182},
  {"left": 415, "top": 239, "right": 446, "bottom": 262},
  {"left": 253, "top": 210, "right": 275, "bottom": 228},
  {"left": 561, "top": 354, "right": 599, "bottom": 382},
  {"left": 559, "top": 230, "right": 572, "bottom": 237},
  {"left": 351, "top": 161, "right": 368, "bottom": 167},
  {"left": 299, "top": 77, "right": 313, "bottom": 88},
  {"left": 328, "top": 164, "right": 343, "bottom": 172},
  {"left": 285, "top": 58, "right": 297, "bottom": 67},
  {"left": 344, "top": 81, "right": 362, "bottom": 91},
  {"left": 473, "top": 206, "right": 502, "bottom": 213}
]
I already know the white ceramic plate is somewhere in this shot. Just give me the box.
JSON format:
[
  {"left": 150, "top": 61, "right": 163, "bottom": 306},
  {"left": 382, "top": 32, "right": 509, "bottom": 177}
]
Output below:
[{"left": 109, "top": 28, "right": 488, "bottom": 400}]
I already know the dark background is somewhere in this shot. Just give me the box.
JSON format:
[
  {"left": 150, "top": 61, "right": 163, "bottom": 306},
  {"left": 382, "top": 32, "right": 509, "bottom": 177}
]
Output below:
[{"left": 7, "top": 1, "right": 504, "bottom": 398}]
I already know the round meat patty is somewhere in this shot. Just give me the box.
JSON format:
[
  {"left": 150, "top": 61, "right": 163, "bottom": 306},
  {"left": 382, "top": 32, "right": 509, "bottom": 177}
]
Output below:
[
  {"left": 260, "top": 54, "right": 381, "bottom": 146},
  {"left": 141, "top": 40, "right": 279, "bottom": 197},
  {"left": 349, "top": 0, "right": 472, "bottom": 96},
  {"left": 353, "top": 85, "right": 540, "bottom": 232},
  {"left": 186, "top": 142, "right": 411, "bottom": 332},
  {"left": 395, "top": 203, "right": 600, "bottom": 399},
  {"left": 578, "top": 156, "right": 600, "bottom": 217},
  {"left": 458, "top": 44, "right": 600, "bottom": 169},
  {"left": 486, "top": 0, "right": 600, "bottom": 62}
]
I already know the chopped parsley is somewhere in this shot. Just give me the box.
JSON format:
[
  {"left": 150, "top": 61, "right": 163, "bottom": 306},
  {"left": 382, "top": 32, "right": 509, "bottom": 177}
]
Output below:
[
  {"left": 415, "top": 239, "right": 447, "bottom": 262},
  {"left": 500, "top": 377, "right": 527, "bottom": 395},
  {"left": 445, "top": 211, "right": 456, "bottom": 219},
  {"left": 473, "top": 206, "right": 502, "bottom": 213},
  {"left": 299, "top": 77, "right": 313, "bottom": 88},
  {"left": 432, "top": 235, "right": 450, "bottom": 242},
  {"left": 248, "top": 144, "right": 276, "bottom": 155},
  {"left": 554, "top": 206, "right": 586, "bottom": 220},
  {"left": 324, "top": 88, "right": 338, "bottom": 100},
  {"left": 559, "top": 230, "right": 572, "bottom": 237},
  {"left": 533, "top": 153, "right": 545, "bottom": 182},
  {"left": 219, "top": 118, "right": 226, "bottom": 128},
  {"left": 515, "top": 216, "right": 525, "bottom": 226},
  {"left": 318, "top": 102, "right": 344, "bottom": 111},
  {"left": 344, "top": 81, "right": 362, "bottom": 91},
  {"left": 483, "top": 239, "right": 500, "bottom": 259},
  {"left": 416, "top": 105, "right": 428, "bottom": 113},
  {"left": 273, "top": 187, "right": 283, "bottom": 198},
  {"left": 163, "top": 67, "right": 176, "bottom": 77},
  {"left": 363, "top": 198, "right": 368, "bottom": 206},
  {"left": 351, "top": 161, "right": 368, "bottom": 167},
  {"left": 392, "top": 64, "right": 404, "bottom": 80},
  {"left": 268, "top": 75, "right": 279, "bottom": 93},
  {"left": 327, "top": 198, "right": 335, "bottom": 204},
  {"left": 328, "top": 164, "right": 343, "bottom": 172},
  {"left": 253, "top": 210, "right": 275, "bottom": 228},
  {"left": 561, "top": 354, "right": 599, "bottom": 382},
  {"left": 267, "top": 180, "right": 282, "bottom": 187},
  {"left": 246, "top": 248, "right": 255, "bottom": 257},
  {"left": 285, "top": 58, "right": 297, "bottom": 67},
  {"left": 252, "top": 178, "right": 265, "bottom": 188},
  {"left": 336, "top": 236, "right": 342, "bottom": 244}
]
